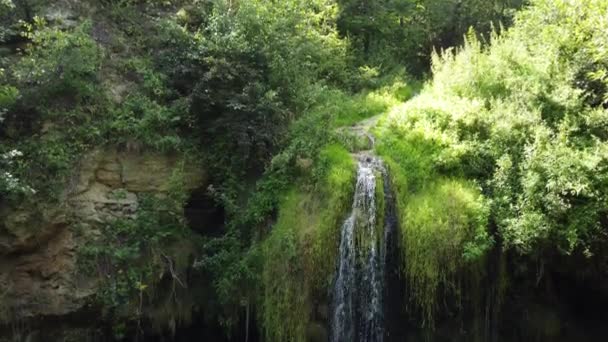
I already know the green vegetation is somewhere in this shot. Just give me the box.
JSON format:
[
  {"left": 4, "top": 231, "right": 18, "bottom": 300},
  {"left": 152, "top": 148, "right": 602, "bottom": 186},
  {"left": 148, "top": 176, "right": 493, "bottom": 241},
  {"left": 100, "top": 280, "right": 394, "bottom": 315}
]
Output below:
[
  {"left": 337, "top": 0, "right": 526, "bottom": 72},
  {"left": 77, "top": 168, "right": 198, "bottom": 338},
  {"left": 375, "top": 107, "right": 493, "bottom": 327},
  {"left": 1, "top": 0, "right": 15, "bottom": 65},
  {"left": 2, "top": 0, "right": 608, "bottom": 340},
  {"left": 373, "top": 0, "right": 608, "bottom": 332},
  {"left": 261, "top": 144, "right": 354, "bottom": 341},
  {"left": 381, "top": 0, "right": 608, "bottom": 255},
  {"left": 401, "top": 180, "right": 489, "bottom": 326}
]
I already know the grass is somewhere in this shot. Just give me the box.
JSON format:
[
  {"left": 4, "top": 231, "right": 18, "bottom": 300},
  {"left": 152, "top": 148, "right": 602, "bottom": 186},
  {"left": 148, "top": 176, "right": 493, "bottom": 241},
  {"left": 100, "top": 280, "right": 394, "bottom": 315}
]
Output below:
[{"left": 305, "top": 75, "right": 422, "bottom": 129}]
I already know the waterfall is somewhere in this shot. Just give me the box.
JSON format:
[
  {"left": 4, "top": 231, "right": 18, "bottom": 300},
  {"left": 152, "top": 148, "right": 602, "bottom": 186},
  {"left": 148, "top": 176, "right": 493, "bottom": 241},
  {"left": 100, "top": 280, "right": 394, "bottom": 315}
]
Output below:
[{"left": 331, "top": 154, "right": 394, "bottom": 342}]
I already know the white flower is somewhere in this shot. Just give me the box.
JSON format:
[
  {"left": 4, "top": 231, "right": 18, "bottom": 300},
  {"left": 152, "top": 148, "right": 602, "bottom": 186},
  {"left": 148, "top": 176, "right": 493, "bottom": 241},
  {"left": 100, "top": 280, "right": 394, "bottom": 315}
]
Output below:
[
  {"left": 2, "top": 149, "right": 23, "bottom": 161},
  {"left": 9, "top": 149, "right": 23, "bottom": 157}
]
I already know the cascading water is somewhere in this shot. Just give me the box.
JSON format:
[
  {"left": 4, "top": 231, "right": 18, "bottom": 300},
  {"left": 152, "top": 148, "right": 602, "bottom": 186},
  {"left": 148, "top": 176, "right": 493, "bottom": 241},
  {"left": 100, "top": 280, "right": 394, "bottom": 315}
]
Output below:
[{"left": 330, "top": 154, "right": 395, "bottom": 342}]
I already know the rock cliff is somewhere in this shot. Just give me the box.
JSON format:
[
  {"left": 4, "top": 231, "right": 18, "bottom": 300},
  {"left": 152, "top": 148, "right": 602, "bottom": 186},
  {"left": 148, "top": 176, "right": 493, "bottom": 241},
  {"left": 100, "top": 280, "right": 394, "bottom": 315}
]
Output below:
[{"left": 0, "top": 148, "right": 205, "bottom": 339}]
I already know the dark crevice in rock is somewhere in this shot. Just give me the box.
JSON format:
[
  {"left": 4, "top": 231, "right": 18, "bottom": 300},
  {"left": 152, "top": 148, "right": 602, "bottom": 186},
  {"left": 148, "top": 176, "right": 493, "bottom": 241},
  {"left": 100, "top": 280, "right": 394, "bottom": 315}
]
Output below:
[{"left": 184, "top": 188, "right": 225, "bottom": 237}]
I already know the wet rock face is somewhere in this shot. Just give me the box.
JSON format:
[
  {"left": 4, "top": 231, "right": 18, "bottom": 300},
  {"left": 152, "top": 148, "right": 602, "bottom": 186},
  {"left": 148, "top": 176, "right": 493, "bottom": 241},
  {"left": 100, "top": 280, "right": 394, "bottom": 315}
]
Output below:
[{"left": 0, "top": 148, "right": 205, "bottom": 329}]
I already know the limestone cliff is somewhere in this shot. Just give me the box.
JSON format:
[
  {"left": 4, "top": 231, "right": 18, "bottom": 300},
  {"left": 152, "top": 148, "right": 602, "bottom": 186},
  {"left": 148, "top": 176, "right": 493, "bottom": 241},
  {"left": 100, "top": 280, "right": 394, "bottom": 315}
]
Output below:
[{"left": 0, "top": 148, "right": 205, "bottom": 340}]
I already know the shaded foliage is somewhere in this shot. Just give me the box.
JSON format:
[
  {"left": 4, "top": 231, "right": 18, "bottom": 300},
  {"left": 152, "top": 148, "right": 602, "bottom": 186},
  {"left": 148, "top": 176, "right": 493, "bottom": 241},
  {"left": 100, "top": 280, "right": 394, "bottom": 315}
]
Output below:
[{"left": 336, "top": 0, "right": 526, "bottom": 73}]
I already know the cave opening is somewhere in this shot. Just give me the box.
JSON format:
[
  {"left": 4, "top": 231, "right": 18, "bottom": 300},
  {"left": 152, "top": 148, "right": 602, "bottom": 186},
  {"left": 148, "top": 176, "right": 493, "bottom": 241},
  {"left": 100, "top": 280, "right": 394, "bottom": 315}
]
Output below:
[{"left": 184, "top": 187, "right": 226, "bottom": 237}]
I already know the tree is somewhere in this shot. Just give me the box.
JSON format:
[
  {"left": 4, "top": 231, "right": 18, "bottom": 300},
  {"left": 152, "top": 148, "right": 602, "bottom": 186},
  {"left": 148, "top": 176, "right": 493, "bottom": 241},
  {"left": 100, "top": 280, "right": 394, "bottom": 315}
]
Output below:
[{"left": 336, "top": 0, "right": 526, "bottom": 72}]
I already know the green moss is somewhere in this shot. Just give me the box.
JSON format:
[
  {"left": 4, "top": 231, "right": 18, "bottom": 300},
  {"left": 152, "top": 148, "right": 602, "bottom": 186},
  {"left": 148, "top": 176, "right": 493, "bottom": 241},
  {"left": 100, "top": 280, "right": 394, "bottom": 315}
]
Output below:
[
  {"left": 375, "top": 123, "right": 448, "bottom": 194},
  {"left": 401, "top": 179, "right": 490, "bottom": 327},
  {"left": 312, "top": 145, "right": 356, "bottom": 288},
  {"left": 261, "top": 190, "right": 313, "bottom": 342},
  {"left": 260, "top": 144, "right": 355, "bottom": 341}
]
